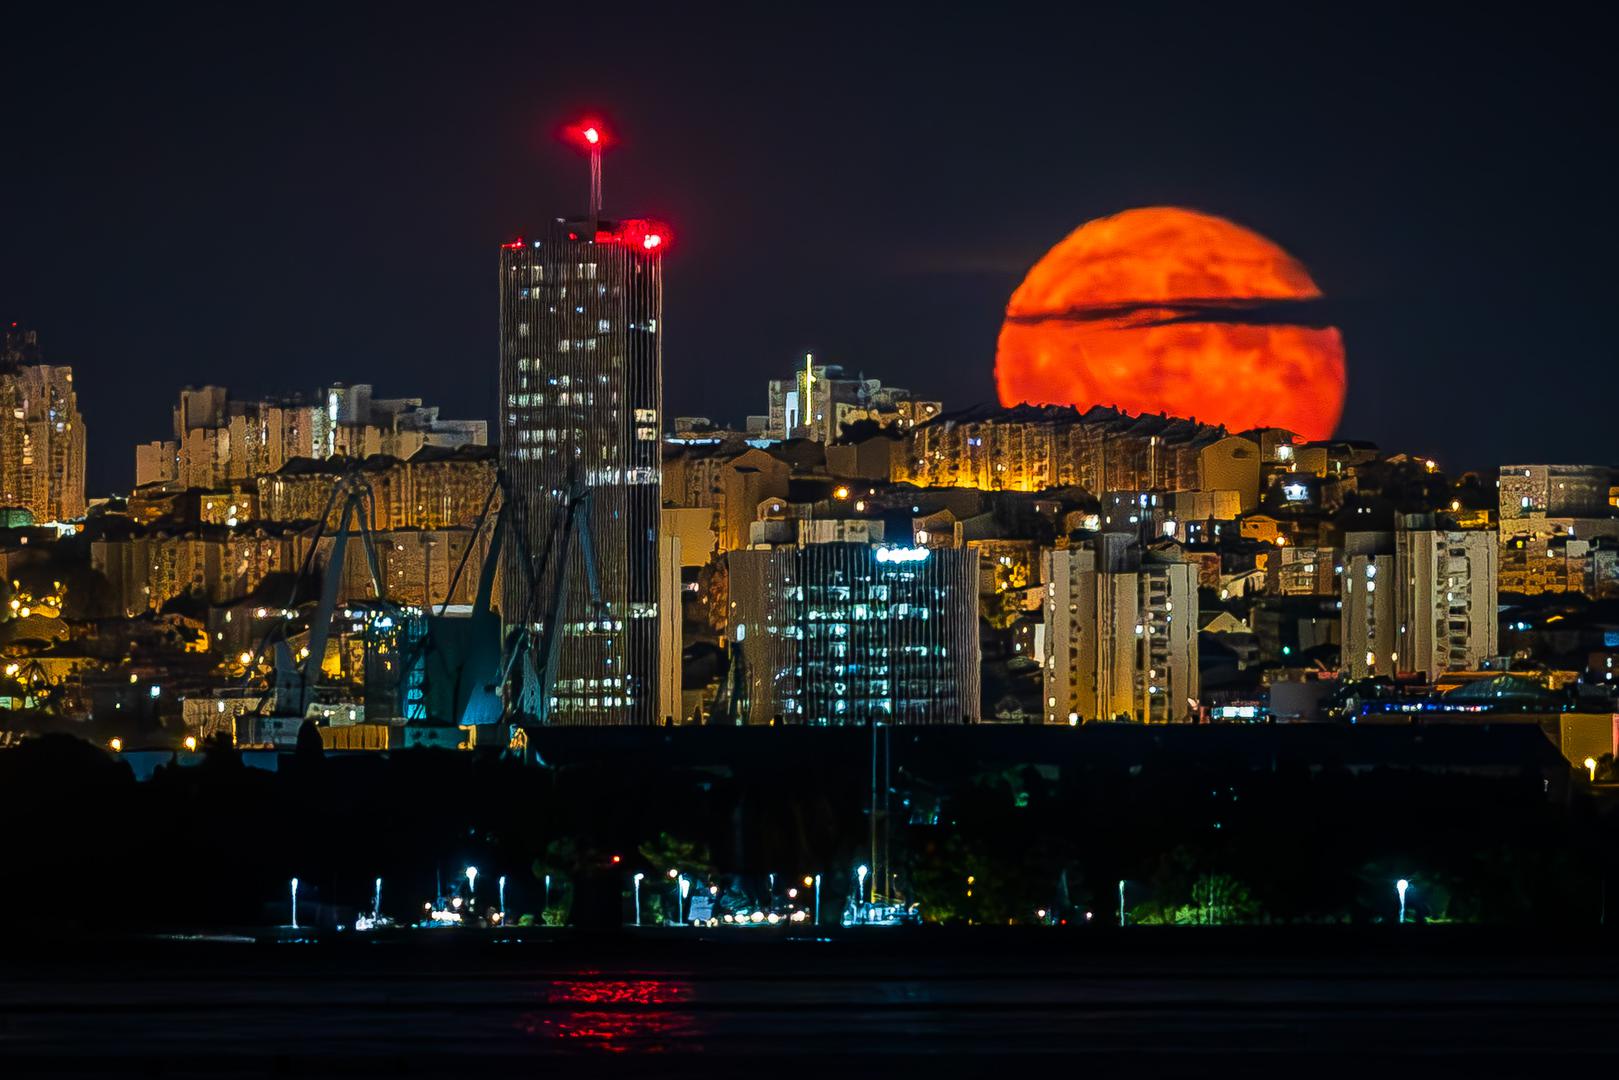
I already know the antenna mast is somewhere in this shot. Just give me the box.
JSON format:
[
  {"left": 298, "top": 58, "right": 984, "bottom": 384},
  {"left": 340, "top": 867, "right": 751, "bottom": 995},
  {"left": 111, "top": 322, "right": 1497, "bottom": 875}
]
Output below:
[{"left": 584, "top": 125, "right": 603, "bottom": 232}]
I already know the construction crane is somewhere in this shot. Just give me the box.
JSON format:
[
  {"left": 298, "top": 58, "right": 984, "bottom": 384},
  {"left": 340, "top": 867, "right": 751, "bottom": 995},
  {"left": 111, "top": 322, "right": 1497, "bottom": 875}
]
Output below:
[
  {"left": 236, "top": 465, "right": 602, "bottom": 749},
  {"left": 499, "top": 484, "right": 603, "bottom": 725},
  {"left": 242, "top": 471, "right": 396, "bottom": 723}
]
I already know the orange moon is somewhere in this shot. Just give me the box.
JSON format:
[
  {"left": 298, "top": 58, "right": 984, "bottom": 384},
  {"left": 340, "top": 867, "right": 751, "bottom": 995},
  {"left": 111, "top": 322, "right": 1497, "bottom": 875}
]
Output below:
[{"left": 994, "top": 207, "right": 1346, "bottom": 439}]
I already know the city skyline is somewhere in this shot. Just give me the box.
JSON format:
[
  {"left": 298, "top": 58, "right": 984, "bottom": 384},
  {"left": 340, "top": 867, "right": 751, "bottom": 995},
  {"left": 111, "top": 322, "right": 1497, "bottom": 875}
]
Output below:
[
  {"left": 6, "top": 10, "right": 1619, "bottom": 1069},
  {"left": 3, "top": 9, "right": 1614, "bottom": 496}
]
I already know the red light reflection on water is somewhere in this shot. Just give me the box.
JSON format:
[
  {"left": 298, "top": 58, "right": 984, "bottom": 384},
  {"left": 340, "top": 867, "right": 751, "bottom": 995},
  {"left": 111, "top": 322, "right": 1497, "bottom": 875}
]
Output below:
[{"left": 517, "top": 979, "right": 699, "bottom": 1052}]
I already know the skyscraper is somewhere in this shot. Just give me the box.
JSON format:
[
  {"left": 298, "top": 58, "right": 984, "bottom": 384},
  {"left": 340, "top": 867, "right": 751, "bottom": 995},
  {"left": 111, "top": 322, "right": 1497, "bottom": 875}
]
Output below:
[{"left": 499, "top": 216, "right": 667, "bottom": 724}]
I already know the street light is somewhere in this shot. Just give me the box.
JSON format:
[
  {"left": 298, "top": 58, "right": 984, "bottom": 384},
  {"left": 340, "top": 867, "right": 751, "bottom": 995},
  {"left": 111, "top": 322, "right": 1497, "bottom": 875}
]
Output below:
[
  {"left": 1396, "top": 878, "right": 1410, "bottom": 925},
  {"left": 1586, "top": 757, "right": 1599, "bottom": 782},
  {"left": 466, "top": 866, "right": 478, "bottom": 908},
  {"left": 633, "top": 872, "right": 645, "bottom": 926},
  {"left": 814, "top": 874, "right": 822, "bottom": 925},
  {"left": 856, "top": 865, "right": 869, "bottom": 923},
  {"left": 1118, "top": 880, "right": 1127, "bottom": 927}
]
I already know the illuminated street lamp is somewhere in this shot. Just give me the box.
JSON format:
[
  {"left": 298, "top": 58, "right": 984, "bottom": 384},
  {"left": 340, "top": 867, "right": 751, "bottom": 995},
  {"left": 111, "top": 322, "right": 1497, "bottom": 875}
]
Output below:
[
  {"left": 1118, "top": 880, "right": 1127, "bottom": 927},
  {"left": 465, "top": 866, "right": 478, "bottom": 908},
  {"left": 668, "top": 871, "right": 688, "bottom": 925},
  {"left": 1396, "top": 878, "right": 1410, "bottom": 924},
  {"left": 813, "top": 874, "right": 822, "bottom": 925},
  {"left": 290, "top": 877, "right": 299, "bottom": 930},
  {"left": 1586, "top": 757, "right": 1599, "bottom": 782},
  {"left": 633, "top": 872, "right": 645, "bottom": 926},
  {"left": 679, "top": 874, "right": 691, "bottom": 925},
  {"left": 857, "top": 865, "right": 869, "bottom": 923}
]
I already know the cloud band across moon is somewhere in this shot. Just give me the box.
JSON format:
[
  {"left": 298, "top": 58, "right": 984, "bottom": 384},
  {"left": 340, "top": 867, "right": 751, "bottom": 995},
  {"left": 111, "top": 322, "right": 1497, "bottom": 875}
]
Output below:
[{"left": 994, "top": 207, "right": 1347, "bottom": 440}]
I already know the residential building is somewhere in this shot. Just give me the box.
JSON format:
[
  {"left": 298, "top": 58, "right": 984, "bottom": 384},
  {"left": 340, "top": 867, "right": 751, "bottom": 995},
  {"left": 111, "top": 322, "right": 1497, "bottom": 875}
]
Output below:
[
  {"left": 764, "top": 358, "right": 940, "bottom": 444},
  {"left": 900, "top": 403, "right": 1261, "bottom": 504},
  {"left": 1342, "top": 524, "right": 1498, "bottom": 681},
  {"left": 136, "top": 383, "right": 485, "bottom": 490},
  {"left": 1039, "top": 535, "right": 1199, "bottom": 724},
  {"left": 0, "top": 327, "right": 86, "bottom": 522}
]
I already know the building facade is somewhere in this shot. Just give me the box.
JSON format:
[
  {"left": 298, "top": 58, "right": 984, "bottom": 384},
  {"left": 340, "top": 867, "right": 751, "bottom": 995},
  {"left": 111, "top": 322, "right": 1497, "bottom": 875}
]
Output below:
[
  {"left": 1395, "top": 528, "right": 1498, "bottom": 680},
  {"left": 900, "top": 403, "right": 1258, "bottom": 503},
  {"left": 1341, "top": 526, "right": 1497, "bottom": 681},
  {"left": 136, "top": 383, "right": 485, "bottom": 490},
  {"left": 1040, "top": 536, "right": 1199, "bottom": 724},
  {"left": 0, "top": 327, "right": 86, "bottom": 522},
  {"left": 499, "top": 217, "right": 666, "bottom": 724},
  {"left": 727, "top": 537, "right": 980, "bottom": 724},
  {"left": 1499, "top": 464, "right": 1612, "bottom": 521},
  {"left": 763, "top": 359, "right": 940, "bottom": 444}
]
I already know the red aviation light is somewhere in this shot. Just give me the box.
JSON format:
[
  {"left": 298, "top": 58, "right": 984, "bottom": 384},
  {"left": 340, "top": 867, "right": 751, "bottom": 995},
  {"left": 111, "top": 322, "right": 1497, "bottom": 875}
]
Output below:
[
  {"left": 615, "top": 218, "right": 672, "bottom": 257},
  {"left": 565, "top": 117, "right": 610, "bottom": 151},
  {"left": 500, "top": 237, "right": 525, "bottom": 249}
]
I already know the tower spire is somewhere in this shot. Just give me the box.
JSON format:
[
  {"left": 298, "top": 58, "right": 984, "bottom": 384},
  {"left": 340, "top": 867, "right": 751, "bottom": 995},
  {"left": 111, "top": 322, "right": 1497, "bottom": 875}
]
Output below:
[{"left": 568, "top": 118, "right": 607, "bottom": 233}]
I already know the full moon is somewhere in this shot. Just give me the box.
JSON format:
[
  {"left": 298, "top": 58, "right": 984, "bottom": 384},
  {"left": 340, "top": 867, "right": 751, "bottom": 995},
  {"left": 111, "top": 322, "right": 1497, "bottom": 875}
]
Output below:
[{"left": 994, "top": 207, "right": 1346, "bottom": 439}]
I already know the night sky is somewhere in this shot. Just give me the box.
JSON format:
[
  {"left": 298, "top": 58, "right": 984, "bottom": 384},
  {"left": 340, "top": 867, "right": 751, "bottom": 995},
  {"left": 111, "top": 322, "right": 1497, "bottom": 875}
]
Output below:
[{"left": 3, "top": 7, "right": 1611, "bottom": 495}]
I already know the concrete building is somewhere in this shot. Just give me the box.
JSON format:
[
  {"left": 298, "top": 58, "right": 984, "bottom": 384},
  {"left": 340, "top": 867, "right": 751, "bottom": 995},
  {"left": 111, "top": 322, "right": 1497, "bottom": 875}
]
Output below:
[
  {"left": 900, "top": 403, "right": 1260, "bottom": 504},
  {"left": 1267, "top": 544, "right": 1339, "bottom": 597},
  {"left": 93, "top": 521, "right": 496, "bottom": 617},
  {"left": 764, "top": 357, "right": 940, "bottom": 444},
  {"left": 1342, "top": 525, "right": 1498, "bottom": 682},
  {"left": 136, "top": 383, "right": 485, "bottom": 490},
  {"left": 0, "top": 327, "right": 86, "bottom": 522},
  {"left": 1396, "top": 528, "right": 1498, "bottom": 680},
  {"left": 255, "top": 445, "right": 497, "bottom": 530},
  {"left": 1499, "top": 464, "right": 1612, "bottom": 521},
  {"left": 1039, "top": 535, "right": 1199, "bottom": 724},
  {"left": 1497, "top": 466, "right": 1619, "bottom": 597},
  {"left": 1340, "top": 538, "right": 1394, "bottom": 681}
]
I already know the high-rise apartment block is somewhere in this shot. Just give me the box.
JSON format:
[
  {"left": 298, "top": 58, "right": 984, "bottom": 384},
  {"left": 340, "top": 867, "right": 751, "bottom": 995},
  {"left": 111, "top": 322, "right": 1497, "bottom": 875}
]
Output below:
[
  {"left": 135, "top": 384, "right": 486, "bottom": 490},
  {"left": 1397, "top": 528, "right": 1497, "bottom": 678},
  {"left": 499, "top": 217, "right": 667, "bottom": 724},
  {"left": 1039, "top": 535, "right": 1199, "bottom": 724},
  {"left": 0, "top": 326, "right": 86, "bottom": 523},
  {"left": 1342, "top": 524, "right": 1498, "bottom": 681}
]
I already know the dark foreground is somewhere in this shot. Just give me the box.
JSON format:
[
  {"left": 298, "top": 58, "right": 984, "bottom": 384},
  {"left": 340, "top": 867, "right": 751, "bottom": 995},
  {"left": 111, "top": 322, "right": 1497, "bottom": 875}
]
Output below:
[{"left": 3, "top": 928, "right": 1616, "bottom": 1076}]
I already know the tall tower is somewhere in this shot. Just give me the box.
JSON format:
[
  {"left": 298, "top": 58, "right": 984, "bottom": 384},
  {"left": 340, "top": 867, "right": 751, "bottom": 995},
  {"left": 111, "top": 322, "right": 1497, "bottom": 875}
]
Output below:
[{"left": 498, "top": 128, "right": 668, "bottom": 725}]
